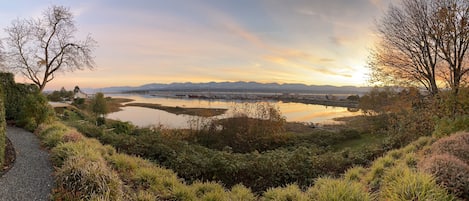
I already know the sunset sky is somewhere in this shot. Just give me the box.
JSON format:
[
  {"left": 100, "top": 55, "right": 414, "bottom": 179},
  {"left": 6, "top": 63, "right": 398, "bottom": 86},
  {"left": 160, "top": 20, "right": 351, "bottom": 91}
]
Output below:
[{"left": 0, "top": 0, "right": 394, "bottom": 90}]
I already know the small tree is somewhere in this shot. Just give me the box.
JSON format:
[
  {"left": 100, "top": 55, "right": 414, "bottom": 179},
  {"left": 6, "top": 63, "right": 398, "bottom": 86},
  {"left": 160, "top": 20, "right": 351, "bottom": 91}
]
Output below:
[
  {"left": 90, "top": 92, "right": 108, "bottom": 125},
  {"left": 4, "top": 5, "right": 96, "bottom": 92}
]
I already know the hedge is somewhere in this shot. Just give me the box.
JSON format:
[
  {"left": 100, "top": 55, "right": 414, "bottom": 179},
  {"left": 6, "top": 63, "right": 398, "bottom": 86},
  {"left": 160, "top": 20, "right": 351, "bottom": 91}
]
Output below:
[
  {"left": 0, "top": 83, "right": 5, "bottom": 167},
  {"left": 0, "top": 72, "right": 54, "bottom": 131}
]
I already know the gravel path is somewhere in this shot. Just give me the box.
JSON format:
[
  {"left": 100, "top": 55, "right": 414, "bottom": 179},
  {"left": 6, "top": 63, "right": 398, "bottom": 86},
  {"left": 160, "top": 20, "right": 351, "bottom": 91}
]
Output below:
[{"left": 0, "top": 127, "right": 54, "bottom": 201}]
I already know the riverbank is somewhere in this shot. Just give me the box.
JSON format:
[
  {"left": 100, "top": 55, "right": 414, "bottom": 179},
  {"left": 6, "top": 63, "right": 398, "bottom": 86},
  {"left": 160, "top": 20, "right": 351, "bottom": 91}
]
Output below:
[{"left": 125, "top": 103, "right": 227, "bottom": 117}]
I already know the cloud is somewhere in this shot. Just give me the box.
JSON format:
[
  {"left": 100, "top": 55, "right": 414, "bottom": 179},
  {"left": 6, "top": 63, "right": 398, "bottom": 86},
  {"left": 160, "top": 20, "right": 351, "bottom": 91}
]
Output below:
[{"left": 329, "top": 36, "right": 352, "bottom": 46}]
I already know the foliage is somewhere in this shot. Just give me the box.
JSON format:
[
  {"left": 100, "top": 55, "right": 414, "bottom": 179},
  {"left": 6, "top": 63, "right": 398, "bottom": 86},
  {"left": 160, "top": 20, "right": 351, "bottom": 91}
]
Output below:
[
  {"left": 193, "top": 102, "right": 286, "bottom": 153},
  {"left": 47, "top": 87, "right": 74, "bottom": 101},
  {"left": 358, "top": 87, "right": 398, "bottom": 115},
  {"left": 90, "top": 92, "right": 108, "bottom": 125},
  {"left": 418, "top": 133, "right": 469, "bottom": 199},
  {"left": 37, "top": 122, "right": 261, "bottom": 200},
  {"left": 107, "top": 120, "right": 134, "bottom": 135},
  {"left": 0, "top": 84, "right": 5, "bottom": 167},
  {"left": 65, "top": 117, "right": 385, "bottom": 192},
  {"left": 0, "top": 72, "right": 55, "bottom": 131},
  {"left": 428, "top": 132, "right": 469, "bottom": 162},
  {"left": 358, "top": 87, "right": 435, "bottom": 149},
  {"left": 433, "top": 116, "right": 469, "bottom": 138},
  {"left": 18, "top": 91, "right": 55, "bottom": 131},
  {"left": 419, "top": 154, "right": 469, "bottom": 199}
]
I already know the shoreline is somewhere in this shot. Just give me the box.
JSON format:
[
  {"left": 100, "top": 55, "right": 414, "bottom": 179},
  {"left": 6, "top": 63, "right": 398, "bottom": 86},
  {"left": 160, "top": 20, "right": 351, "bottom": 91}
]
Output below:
[{"left": 124, "top": 103, "right": 227, "bottom": 117}]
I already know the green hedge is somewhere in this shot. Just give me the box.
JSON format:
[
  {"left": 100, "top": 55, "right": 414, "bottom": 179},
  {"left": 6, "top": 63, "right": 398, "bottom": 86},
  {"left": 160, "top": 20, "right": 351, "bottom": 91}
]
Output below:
[
  {"left": 0, "top": 84, "right": 5, "bottom": 167},
  {"left": 0, "top": 72, "right": 54, "bottom": 131}
]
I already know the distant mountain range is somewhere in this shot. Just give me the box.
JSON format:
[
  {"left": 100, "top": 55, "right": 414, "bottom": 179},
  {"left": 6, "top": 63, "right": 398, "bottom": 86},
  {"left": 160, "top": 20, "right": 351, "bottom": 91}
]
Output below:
[{"left": 89, "top": 81, "right": 372, "bottom": 95}]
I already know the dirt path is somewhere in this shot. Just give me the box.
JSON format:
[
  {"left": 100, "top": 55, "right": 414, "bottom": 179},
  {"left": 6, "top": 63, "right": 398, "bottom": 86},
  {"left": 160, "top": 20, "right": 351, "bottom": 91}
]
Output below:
[{"left": 0, "top": 127, "right": 54, "bottom": 201}]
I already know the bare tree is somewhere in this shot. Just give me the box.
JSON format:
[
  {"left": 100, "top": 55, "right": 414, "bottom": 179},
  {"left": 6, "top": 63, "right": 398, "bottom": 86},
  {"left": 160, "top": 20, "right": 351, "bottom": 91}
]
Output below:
[
  {"left": 370, "top": 0, "right": 441, "bottom": 95},
  {"left": 433, "top": 0, "right": 469, "bottom": 95},
  {"left": 371, "top": 0, "right": 469, "bottom": 96},
  {"left": 4, "top": 5, "right": 96, "bottom": 92}
]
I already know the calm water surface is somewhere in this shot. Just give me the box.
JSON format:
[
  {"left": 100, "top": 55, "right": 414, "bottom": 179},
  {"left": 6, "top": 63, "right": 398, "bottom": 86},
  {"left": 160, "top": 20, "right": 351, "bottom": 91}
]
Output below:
[{"left": 107, "top": 94, "right": 359, "bottom": 128}]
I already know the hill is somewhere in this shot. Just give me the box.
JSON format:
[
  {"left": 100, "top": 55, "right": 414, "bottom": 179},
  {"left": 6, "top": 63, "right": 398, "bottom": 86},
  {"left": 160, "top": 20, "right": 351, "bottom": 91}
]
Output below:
[{"left": 92, "top": 81, "right": 371, "bottom": 95}]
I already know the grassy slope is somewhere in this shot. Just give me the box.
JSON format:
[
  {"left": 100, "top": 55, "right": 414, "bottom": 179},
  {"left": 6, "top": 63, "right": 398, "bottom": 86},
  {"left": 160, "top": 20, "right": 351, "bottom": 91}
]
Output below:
[{"left": 36, "top": 117, "right": 465, "bottom": 200}]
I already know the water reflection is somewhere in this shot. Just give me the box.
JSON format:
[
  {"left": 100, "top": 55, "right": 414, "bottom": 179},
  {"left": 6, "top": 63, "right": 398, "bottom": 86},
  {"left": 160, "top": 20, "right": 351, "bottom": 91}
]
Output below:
[{"left": 106, "top": 94, "right": 359, "bottom": 128}]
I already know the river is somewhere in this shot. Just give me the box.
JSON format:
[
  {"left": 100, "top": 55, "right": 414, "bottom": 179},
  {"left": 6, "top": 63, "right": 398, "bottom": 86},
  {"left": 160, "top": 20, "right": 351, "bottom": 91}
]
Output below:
[{"left": 106, "top": 94, "right": 360, "bottom": 128}]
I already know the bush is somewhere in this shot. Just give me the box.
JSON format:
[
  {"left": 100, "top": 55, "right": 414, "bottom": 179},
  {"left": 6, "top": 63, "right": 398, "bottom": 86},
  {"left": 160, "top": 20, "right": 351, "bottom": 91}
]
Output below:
[
  {"left": 0, "top": 85, "right": 5, "bottom": 167},
  {"left": 307, "top": 177, "right": 373, "bottom": 201},
  {"left": 380, "top": 166, "right": 455, "bottom": 201},
  {"left": 433, "top": 116, "right": 469, "bottom": 138},
  {"left": 0, "top": 73, "right": 55, "bottom": 131},
  {"left": 428, "top": 132, "right": 469, "bottom": 163},
  {"left": 262, "top": 184, "right": 308, "bottom": 201},
  {"left": 54, "top": 156, "right": 123, "bottom": 201},
  {"left": 17, "top": 92, "right": 55, "bottom": 131},
  {"left": 419, "top": 154, "right": 469, "bottom": 199}
]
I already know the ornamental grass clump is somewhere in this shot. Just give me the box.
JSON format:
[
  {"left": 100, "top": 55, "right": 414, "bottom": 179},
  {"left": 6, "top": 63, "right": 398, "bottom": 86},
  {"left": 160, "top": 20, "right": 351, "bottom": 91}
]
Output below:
[
  {"left": 380, "top": 165, "right": 455, "bottom": 201},
  {"left": 262, "top": 184, "right": 308, "bottom": 201},
  {"left": 344, "top": 166, "right": 367, "bottom": 182},
  {"left": 308, "top": 177, "right": 373, "bottom": 201},
  {"left": 55, "top": 156, "right": 124, "bottom": 201}
]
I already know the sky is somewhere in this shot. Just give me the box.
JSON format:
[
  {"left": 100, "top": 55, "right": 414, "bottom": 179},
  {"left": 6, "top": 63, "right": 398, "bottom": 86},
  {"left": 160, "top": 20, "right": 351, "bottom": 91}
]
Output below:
[{"left": 0, "top": 0, "right": 395, "bottom": 90}]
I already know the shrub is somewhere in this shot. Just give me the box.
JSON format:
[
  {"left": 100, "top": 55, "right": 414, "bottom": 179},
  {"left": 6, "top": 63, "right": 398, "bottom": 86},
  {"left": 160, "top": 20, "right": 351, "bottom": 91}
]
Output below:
[
  {"left": 433, "top": 116, "right": 469, "bottom": 138},
  {"left": 308, "top": 177, "right": 372, "bottom": 201},
  {"left": 62, "top": 130, "right": 84, "bottom": 143},
  {"left": 428, "top": 132, "right": 469, "bottom": 163},
  {"left": 380, "top": 166, "right": 455, "bottom": 201},
  {"left": 54, "top": 156, "right": 123, "bottom": 201},
  {"left": 419, "top": 154, "right": 469, "bottom": 199},
  {"left": 0, "top": 85, "right": 5, "bottom": 167},
  {"left": 262, "top": 184, "right": 308, "bottom": 201},
  {"left": 108, "top": 120, "right": 134, "bottom": 135}
]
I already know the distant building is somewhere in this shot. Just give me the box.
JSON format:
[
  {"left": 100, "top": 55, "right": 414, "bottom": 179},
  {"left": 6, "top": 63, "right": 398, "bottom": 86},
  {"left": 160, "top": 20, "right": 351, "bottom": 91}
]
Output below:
[
  {"left": 74, "top": 91, "right": 88, "bottom": 99},
  {"left": 73, "top": 86, "right": 88, "bottom": 99}
]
